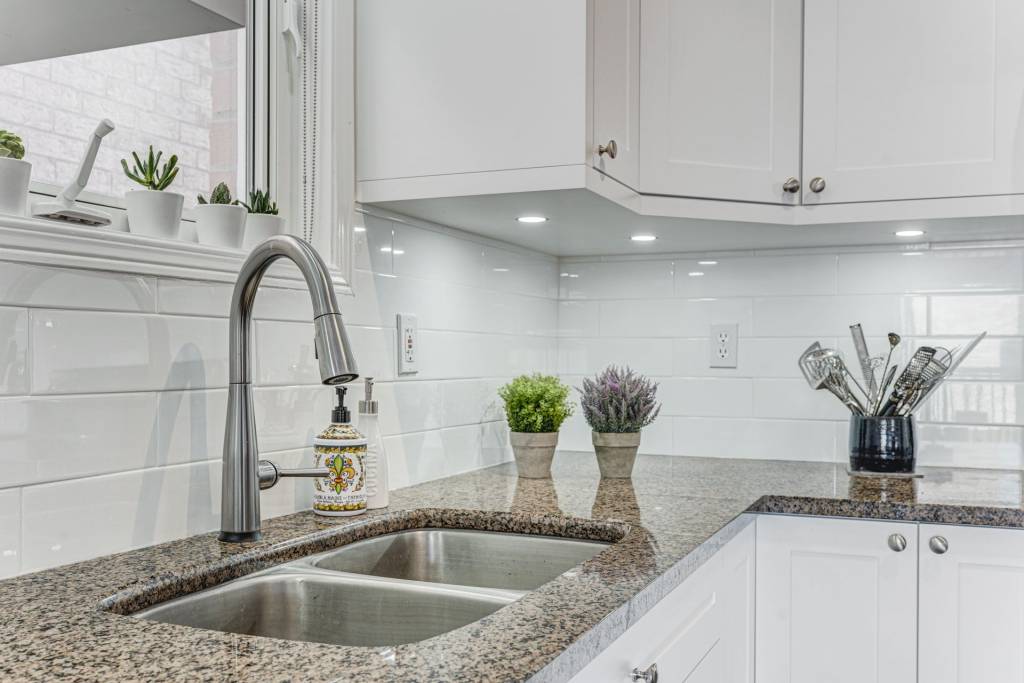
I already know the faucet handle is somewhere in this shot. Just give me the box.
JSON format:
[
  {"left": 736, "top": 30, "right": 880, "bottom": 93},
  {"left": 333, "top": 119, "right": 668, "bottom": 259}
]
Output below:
[{"left": 258, "top": 460, "right": 329, "bottom": 490}]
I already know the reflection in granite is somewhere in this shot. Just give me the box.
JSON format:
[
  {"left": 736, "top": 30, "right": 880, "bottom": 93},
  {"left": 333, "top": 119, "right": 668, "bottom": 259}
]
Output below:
[{"left": 4, "top": 451, "right": 1024, "bottom": 682}]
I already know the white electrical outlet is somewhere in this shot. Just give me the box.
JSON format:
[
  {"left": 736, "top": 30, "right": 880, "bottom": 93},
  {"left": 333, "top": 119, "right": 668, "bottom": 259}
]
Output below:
[
  {"left": 397, "top": 313, "right": 419, "bottom": 375},
  {"left": 709, "top": 323, "right": 739, "bottom": 368}
]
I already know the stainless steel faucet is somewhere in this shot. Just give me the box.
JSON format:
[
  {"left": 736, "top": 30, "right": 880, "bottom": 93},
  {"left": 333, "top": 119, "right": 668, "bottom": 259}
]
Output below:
[{"left": 219, "top": 235, "right": 358, "bottom": 542}]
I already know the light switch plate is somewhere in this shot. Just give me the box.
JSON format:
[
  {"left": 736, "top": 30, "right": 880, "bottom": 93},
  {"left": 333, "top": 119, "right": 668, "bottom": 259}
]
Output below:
[
  {"left": 709, "top": 323, "right": 739, "bottom": 368},
  {"left": 397, "top": 313, "right": 419, "bottom": 375}
]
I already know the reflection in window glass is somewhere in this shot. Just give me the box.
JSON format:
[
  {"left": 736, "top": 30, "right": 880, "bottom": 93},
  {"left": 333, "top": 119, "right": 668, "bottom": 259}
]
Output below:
[{"left": 0, "top": 30, "right": 244, "bottom": 207}]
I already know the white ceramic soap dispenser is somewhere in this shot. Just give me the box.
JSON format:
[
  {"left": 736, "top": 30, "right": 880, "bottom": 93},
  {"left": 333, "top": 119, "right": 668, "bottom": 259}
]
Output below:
[{"left": 312, "top": 386, "right": 367, "bottom": 516}]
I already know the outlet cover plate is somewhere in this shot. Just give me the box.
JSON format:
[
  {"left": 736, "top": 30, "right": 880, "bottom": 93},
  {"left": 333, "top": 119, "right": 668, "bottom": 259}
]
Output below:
[
  {"left": 709, "top": 323, "right": 738, "bottom": 369},
  {"left": 397, "top": 312, "right": 419, "bottom": 375}
]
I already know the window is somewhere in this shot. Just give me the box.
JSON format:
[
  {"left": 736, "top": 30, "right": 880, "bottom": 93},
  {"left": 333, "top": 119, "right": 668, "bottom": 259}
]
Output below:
[{"left": 0, "top": 29, "right": 246, "bottom": 206}]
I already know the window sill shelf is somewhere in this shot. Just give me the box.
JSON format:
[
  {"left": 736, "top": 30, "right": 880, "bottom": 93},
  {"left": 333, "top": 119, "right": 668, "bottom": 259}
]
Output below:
[{"left": 0, "top": 213, "right": 351, "bottom": 293}]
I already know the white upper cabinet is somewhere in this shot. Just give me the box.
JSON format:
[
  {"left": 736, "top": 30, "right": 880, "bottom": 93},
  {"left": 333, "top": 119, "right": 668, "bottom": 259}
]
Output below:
[
  {"left": 355, "top": 0, "right": 587, "bottom": 190},
  {"left": 919, "top": 523, "right": 1024, "bottom": 683},
  {"left": 803, "top": 0, "right": 1024, "bottom": 204},
  {"left": 591, "top": 0, "right": 641, "bottom": 190},
  {"left": 639, "top": 0, "right": 803, "bottom": 204}
]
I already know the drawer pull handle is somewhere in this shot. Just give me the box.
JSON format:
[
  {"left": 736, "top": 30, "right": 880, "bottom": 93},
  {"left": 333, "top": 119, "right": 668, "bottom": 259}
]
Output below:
[
  {"left": 929, "top": 535, "right": 949, "bottom": 554},
  {"left": 631, "top": 663, "right": 658, "bottom": 683},
  {"left": 597, "top": 139, "right": 618, "bottom": 159}
]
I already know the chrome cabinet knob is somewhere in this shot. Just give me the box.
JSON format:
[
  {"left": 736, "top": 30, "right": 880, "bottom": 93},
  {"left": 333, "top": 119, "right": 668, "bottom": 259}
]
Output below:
[
  {"left": 631, "top": 663, "right": 658, "bottom": 683},
  {"left": 783, "top": 177, "right": 800, "bottom": 193},
  {"left": 808, "top": 176, "right": 826, "bottom": 193},
  {"left": 597, "top": 139, "right": 618, "bottom": 159},
  {"left": 887, "top": 533, "right": 907, "bottom": 552},
  {"left": 929, "top": 535, "right": 949, "bottom": 554}
]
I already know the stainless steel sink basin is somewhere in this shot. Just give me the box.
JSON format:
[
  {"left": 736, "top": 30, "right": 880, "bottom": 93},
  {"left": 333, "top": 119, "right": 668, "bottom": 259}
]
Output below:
[
  {"left": 134, "top": 569, "right": 511, "bottom": 646},
  {"left": 131, "top": 528, "right": 610, "bottom": 646},
  {"left": 309, "top": 529, "right": 609, "bottom": 591}
]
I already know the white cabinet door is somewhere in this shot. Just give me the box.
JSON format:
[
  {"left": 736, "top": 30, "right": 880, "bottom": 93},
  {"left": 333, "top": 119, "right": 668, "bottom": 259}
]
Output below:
[
  {"left": 591, "top": 0, "right": 640, "bottom": 190},
  {"left": 756, "top": 515, "right": 917, "bottom": 683},
  {"left": 803, "top": 0, "right": 1024, "bottom": 204},
  {"left": 919, "top": 524, "right": 1024, "bottom": 683},
  {"left": 570, "top": 521, "right": 755, "bottom": 683},
  {"left": 639, "top": 0, "right": 802, "bottom": 204}
]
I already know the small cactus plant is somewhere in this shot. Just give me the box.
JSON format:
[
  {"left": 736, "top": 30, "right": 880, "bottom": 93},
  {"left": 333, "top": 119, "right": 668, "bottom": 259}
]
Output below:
[
  {"left": 197, "top": 182, "right": 236, "bottom": 205},
  {"left": 578, "top": 366, "right": 661, "bottom": 433},
  {"left": 240, "top": 189, "right": 278, "bottom": 215},
  {"left": 121, "top": 145, "right": 179, "bottom": 191},
  {"left": 0, "top": 130, "right": 25, "bottom": 160}
]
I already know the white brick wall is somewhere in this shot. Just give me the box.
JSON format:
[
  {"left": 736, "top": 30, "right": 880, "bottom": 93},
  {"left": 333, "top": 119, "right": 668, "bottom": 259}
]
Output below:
[
  {"left": 0, "top": 213, "right": 560, "bottom": 577},
  {"left": 0, "top": 31, "right": 241, "bottom": 203}
]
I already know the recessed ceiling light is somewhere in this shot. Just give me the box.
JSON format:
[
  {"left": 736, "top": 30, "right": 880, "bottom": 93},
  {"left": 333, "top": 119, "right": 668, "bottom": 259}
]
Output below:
[
  {"left": 631, "top": 234, "right": 657, "bottom": 242},
  {"left": 697, "top": 260, "right": 718, "bottom": 266},
  {"left": 493, "top": 267, "right": 510, "bottom": 272},
  {"left": 380, "top": 246, "right": 392, "bottom": 253},
  {"left": 517, "top": 215, "right": 547, "bottom": 224},
  {"left": 902, "top": 251, "right": 924, "bottom": 257},
  {"left": 353, "top": 226, "right": 366, "bottom": 233},
  {"left": 392, "top": 249, "right": 405, "bottom": 255},
  {"left": 895, "top": 229, "right": 925, "bottom": 238},
  {"left": 688, "top": 271, "right": 705, "bottom": 277}
]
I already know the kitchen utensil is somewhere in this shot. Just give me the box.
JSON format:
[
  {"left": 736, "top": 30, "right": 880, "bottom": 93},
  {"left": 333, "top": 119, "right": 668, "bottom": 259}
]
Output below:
[
  {"left": 897, "top": 353, "right": 950, "bottom": 415},
  {"left": 872, "top": 364, "right": 899, "bottom": 415},
  {"left": 801, "top": 347, "right": 866, "bottom": 414},
  {"left": 879, "top": 346, "right": 935, "bottom": 416},
  {"left": 903, "top": 332, "right": 987, "bottom": 414},
  {"left": 850, "top": 324, "right": 877, "bottom": 403}
]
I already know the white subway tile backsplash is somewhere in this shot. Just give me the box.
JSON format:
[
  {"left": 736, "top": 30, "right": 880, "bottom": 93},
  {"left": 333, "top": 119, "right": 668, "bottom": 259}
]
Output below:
[
  {"left": 558, "top": 338, "right": 674, "bottom": 377},
  {"left": 930, "top": 294, "right": 1023, "bottom": 335},
  {"left": 0, "top": 393, "right": 157, "bottom": 487},
  {"left": 917, "top": 381, "right": 1024, "bottom": 426},
  {"left": 0, "top": 261, "right": 156, "bottom": 312},
  {"left": 255, "top": 320, "right": 321, "bottom": 386},
  {"left": 753, "top": 379, "right": 850, "bottom": 421},
  {"left": 0, "top": 489, "right": 20, "bottom": 578},
  {"left": 837, "top": 249, "right": 1024, "bottom": 294},
  {"left": 558, "top": 301, "right": 600, "bottom": 338},
  {"left": 159, "top": 388, "right": 228, "bottom": 466},
  {"left": 675, "top": 254, "right": 836, "bottom": 298},
  {"left": 658, "top": 378, "right": 753, "bottom": 417},
  {"left": 21, "top": 460, "right": 220, "bottom": 572},
  {"left": 31, "top": 311, "right": 227, "bottom": 394},
  {"left": 752, "top": 295, "right": 927, "bottom": 337},
  {"left": 157, "top": 280, "right": 232, "bottom": 317},
  {"left": 560, "top": 260, "right": 675, "bottom": 300},
  {"left": 0, "top": 307, "right": 28, "bottom": 395},
  {"left": 674, "top": 417, "right": 838, "bottom": 461},
  {"left": 912, "top": 423, "right": 1024, "bottom": 470}
]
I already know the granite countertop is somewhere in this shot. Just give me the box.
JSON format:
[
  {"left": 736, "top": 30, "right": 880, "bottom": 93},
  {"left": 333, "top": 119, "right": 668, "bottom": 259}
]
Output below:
[{"left": 3, "top": 452, "right": 1024, "bottom": 682}]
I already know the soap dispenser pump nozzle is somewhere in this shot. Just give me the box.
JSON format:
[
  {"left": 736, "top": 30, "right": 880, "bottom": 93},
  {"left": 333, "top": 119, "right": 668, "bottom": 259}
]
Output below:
[{"left": 332, "top": 386, "right": 351, "bottom": 423}]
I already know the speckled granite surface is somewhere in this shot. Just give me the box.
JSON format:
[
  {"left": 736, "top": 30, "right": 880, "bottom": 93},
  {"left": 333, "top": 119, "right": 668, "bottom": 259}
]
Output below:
[{"left": 4, "top": 452, "right": 1024, "bottom": 682}]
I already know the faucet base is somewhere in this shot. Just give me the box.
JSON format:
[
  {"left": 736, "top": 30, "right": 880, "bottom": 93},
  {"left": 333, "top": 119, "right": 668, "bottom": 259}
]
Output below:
[{"left": 218, "top": 530, "right": 262, "bottom": 543}]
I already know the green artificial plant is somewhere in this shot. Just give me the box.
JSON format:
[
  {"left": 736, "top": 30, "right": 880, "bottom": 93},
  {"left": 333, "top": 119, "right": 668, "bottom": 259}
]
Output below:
[
  {"left": 240, "top": 189, "right": 278, "bottom": 215},
  {"left": 197, "top": 182, "right": 236, "bottom": 205},
  {"left": 498, "top": 374, "right": 574, "bottom": 434},
  {"left": 0, "top": 130, "right": 25, "bottom": 160}
]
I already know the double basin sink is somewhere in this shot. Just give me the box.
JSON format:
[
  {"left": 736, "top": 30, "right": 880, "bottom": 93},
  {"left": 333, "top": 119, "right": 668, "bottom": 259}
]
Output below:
[{"left": 133, "top": 529, "right": 609, "bottom": 647}]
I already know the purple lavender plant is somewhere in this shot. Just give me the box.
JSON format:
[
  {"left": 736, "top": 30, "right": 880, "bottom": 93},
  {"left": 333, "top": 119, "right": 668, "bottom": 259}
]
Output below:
[{"left": 577, "top": 365, "right": 661, "bottom": 433}]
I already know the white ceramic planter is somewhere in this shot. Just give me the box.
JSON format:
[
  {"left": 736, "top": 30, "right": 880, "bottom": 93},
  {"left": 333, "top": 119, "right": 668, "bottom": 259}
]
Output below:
[
  {"left": 242, "top": 213, "right": 285, "bottom": 250},
  {"left": 0, "top": 158, "right": 31, "bottom": 217},
  {"left": 592, "top": 431, "right": 641, "bottom": 478},
  {"left": 195, "top": 203, "right": 247, "bottom": 248},
  {"left": 126, "top": 190, "right": 184, "bottom": 239},
  {"left": 509, "top": 431, "right": 559, "bottom": 479}
]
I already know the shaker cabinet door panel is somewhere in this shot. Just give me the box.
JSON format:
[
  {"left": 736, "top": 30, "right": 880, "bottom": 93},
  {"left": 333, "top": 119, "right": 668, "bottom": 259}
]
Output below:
[
  {"left": 639, "top": 0, "right": 802, "bottom": 204},
  {"left": 591, "top": 0, "right": 640, "bottom": 189},
  {"left": 755, "top": 515, "right": 918, "bottom": 683},
  {"left": 803, "top": 0, "right": 1024, "bottom": 204},
  {"left": 919, "top": 524, "right": 1024, "bottom": 683}
]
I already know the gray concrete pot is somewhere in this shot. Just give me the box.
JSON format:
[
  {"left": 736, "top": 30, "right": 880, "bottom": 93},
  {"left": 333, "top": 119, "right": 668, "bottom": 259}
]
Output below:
[
  {"left": 509, "top": 431, "right": 559, "bottom": 479},
  {"left": 593, "top": 431, "right": 641, "bottom": 478}
]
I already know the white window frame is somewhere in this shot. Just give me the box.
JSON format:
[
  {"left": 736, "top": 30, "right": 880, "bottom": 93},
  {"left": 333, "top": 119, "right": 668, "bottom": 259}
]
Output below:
[{"left": 0, "top": 0, "right": 354, "bottom": 294}]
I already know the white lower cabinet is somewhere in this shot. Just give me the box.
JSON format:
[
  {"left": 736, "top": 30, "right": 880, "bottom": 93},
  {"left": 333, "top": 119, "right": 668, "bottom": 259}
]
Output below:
[
  {"left": 570, "top": 521, "right": 754, "bottom": 683},
  {"left": 919, "top": 523, "right": 1024, "bottom": 683},
  {"left": 756, "top": 515, "right": 918, "bottom": 683}
]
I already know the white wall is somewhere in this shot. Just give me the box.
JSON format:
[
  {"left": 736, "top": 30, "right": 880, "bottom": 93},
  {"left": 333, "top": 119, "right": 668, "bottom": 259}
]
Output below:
[
  {"left": 0, "top": 211, "right": 559, "bottom": 577},
  {"left": 557, "top": 243, "right": 1024, "bottom": 471}
]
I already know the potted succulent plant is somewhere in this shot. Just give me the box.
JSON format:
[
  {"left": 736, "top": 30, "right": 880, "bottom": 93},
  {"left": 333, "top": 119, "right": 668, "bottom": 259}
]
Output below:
[
  {"left": 195, "top": 182, "right": 246, "bottom": 248},
  {"left": 578, "top": 366, "right": 661, "bottom": 479},
  {"left": 240, "top": 189, "right": 284, "bottom": 249},
  {"left": 122, "top": 146, "right": 183, "bottom": 238},
  {"left": 0, "top": 130, "right": 31, "bottom": 217},
  {"left": 498, "top": 374, "right": 574, "bottom": 479}
]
